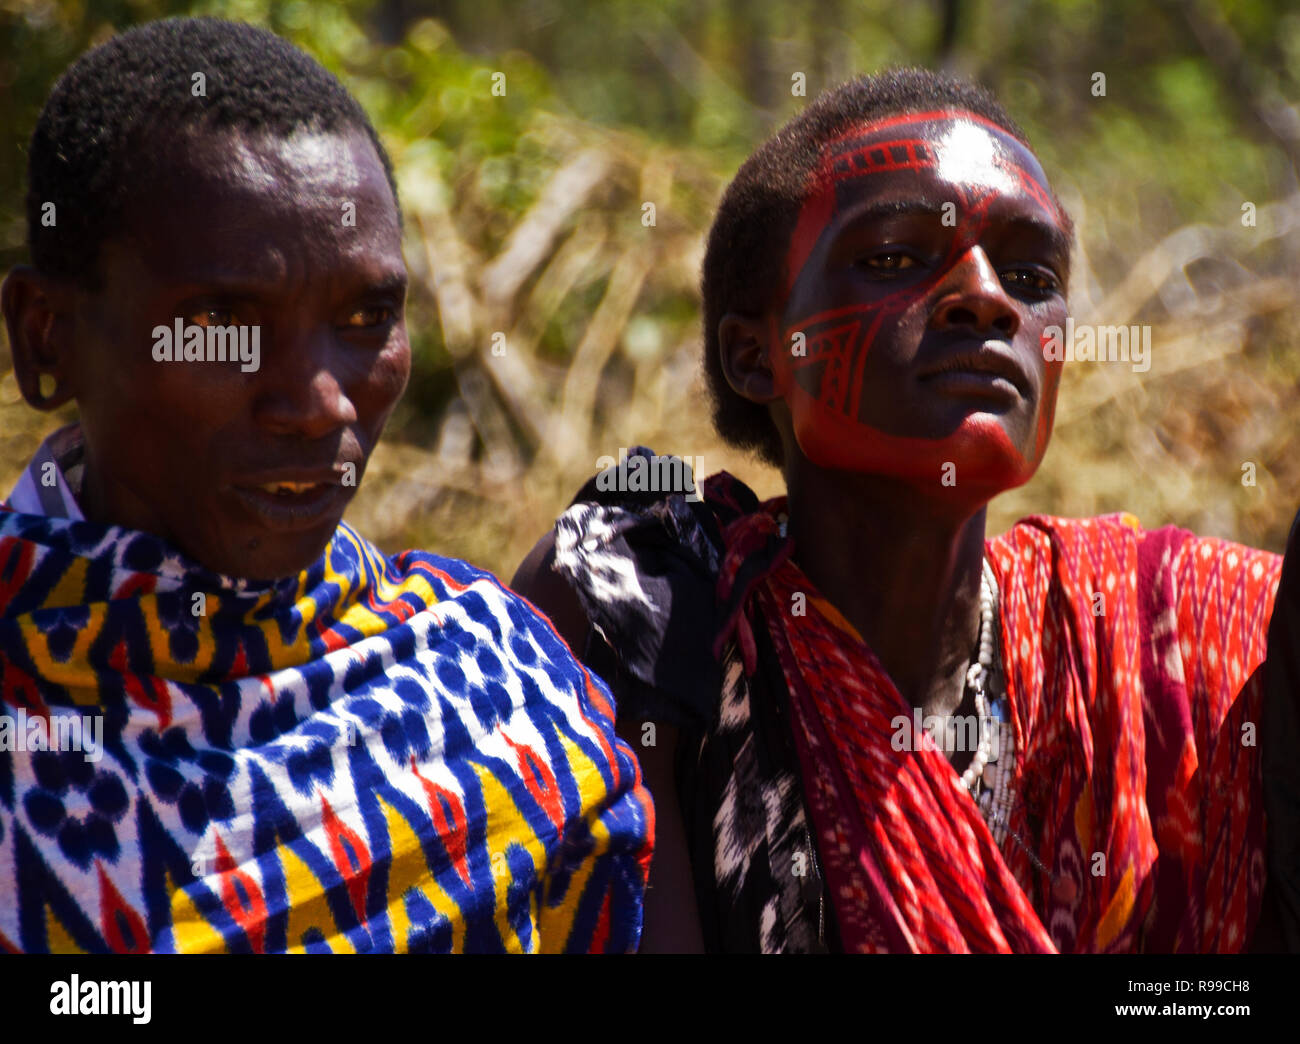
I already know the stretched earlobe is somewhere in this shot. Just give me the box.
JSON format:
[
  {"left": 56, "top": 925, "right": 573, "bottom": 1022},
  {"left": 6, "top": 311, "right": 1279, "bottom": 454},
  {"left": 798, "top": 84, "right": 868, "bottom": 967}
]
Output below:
[
  {"left": 2, "top": 265, "right": 77, "bottom": 411},
  {"left": 718, "top": 313, "right": 779, "bottom": 404}
]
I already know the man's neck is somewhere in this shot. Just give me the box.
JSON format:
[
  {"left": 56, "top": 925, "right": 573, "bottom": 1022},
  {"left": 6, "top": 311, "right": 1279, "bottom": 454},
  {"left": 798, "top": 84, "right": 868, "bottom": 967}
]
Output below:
[{"left": 784, "top": 463, "right": 988, "bottom": 720}]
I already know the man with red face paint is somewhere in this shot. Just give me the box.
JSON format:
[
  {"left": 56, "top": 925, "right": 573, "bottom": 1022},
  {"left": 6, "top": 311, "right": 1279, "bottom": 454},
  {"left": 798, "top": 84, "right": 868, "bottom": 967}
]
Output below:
[
  {"left": 514, "top": 69, "right": 1282, "bottom": 953},
  {"left": 771, "top": 108, "right": 1064, "bottom": 489}
]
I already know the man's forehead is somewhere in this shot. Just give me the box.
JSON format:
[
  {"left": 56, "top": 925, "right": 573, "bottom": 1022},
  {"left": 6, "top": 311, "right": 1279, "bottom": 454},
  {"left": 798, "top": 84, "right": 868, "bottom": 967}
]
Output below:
[
  {"left": 822, "top": 108, "right": 1051, "bottom": 201},
  {"left": 115, "top": 126, "right": 403, "bottom": 274},
  {"left": 159, "top": 126, "right": 394, "bottom": 210},
  {"left": 782, "top": 108, "right": 1061, "bottom": 295}
]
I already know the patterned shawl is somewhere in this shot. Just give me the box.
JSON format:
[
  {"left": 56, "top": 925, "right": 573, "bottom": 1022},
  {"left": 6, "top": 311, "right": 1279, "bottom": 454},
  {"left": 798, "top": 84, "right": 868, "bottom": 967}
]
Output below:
[
  {"left": 0, "top": 508, "right": 651, "bottom": 953},
  {"left": 553, "top": 452, "right": 1280, "bottom": 952},
  {"left": 715, "top": 497, "right": 1278, "bottom": 952}
]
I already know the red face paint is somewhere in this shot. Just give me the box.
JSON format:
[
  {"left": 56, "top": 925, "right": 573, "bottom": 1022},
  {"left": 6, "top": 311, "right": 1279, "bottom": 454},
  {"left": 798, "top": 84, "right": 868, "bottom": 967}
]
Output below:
[{"left": 771, "top": 109, "right": 1069, "bottom": 494}]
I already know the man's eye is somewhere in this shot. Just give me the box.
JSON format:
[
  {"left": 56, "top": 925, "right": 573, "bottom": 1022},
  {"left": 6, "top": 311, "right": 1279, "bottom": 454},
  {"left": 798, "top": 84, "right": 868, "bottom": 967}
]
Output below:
[
  {"left": 344, "top": 306, "right": 395, "bottom": 328},
  {"left": 189, "top": 308, "right": 236, "bottom": 327},
  {"left": 859, "top": 253, "right": 918, "bottom": 271},
  {"left": 1003, "top": 268, "right": 1059, "bottom": 293}
]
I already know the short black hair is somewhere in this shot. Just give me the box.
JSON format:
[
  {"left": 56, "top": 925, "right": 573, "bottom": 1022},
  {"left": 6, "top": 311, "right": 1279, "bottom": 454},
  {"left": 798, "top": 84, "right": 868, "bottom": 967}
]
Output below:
[
  {"left": 701, "top": 67, "right": 1069, "bottom": 468},
  {"left": 26, "top": 16, "right": 399, "bottom": 288}
]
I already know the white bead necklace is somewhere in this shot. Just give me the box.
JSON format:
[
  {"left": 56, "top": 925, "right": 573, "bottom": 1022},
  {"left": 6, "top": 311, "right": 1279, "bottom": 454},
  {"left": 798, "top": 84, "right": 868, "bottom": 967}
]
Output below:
[
  {"left": 962, "top": 563, "right": 1056, "bottom": 876},
  {"left": 957, "top": 558, "right": 999, "bottom": 792}
]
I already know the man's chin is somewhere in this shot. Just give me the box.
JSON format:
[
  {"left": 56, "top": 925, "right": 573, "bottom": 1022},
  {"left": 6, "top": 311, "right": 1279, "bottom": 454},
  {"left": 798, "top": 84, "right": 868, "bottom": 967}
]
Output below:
[
  {"left": 182, "top": 520, "right": 342, "bottom": 582},
  {"left": 184, "top": 485, "right": 357, "bottom": 580}
]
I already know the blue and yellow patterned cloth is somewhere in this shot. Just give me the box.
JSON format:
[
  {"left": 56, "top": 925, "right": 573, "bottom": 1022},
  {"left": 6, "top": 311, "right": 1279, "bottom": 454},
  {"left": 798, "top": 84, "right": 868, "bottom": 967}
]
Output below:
[{"left": 0, "top": 508, "right": 651, "bottom": 952}]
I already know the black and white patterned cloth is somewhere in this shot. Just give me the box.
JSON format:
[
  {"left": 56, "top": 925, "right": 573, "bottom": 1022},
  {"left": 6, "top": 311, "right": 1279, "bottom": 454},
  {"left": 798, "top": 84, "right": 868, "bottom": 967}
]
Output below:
[{"left": 552, "top": 448, "right": 835, "bottom": 952}]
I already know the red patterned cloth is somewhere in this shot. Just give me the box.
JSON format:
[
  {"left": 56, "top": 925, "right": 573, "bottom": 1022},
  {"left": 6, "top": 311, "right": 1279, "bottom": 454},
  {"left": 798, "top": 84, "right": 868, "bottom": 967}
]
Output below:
[{"left": 716, "top": 507, "right": 1280, "bottom": 952}]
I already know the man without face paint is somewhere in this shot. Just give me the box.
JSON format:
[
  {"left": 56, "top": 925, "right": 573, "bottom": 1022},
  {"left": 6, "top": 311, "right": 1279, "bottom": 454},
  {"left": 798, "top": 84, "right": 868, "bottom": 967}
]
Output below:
[
  {"left": 514, "top": 68, "right": 1283, "bottom": 953},
  {"left": 0, "top": 17, "right": 650, "bottom": 954}
]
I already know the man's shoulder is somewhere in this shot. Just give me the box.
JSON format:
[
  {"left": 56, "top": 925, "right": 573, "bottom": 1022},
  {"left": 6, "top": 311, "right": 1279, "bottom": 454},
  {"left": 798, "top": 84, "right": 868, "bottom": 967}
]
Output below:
[
  {"left": 989, "top": 512, "right": 1146, "bottom": 567},
  {"left": 344, "top": 524, "right": 585, "bottom": 668}
]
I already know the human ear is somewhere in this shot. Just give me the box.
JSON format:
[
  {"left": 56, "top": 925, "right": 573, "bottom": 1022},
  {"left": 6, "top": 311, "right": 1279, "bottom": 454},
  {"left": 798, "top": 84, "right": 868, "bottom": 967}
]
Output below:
[
  {"left": 718, "top": 313, "right": 779, "bottom": 405},
  {"left": 2, "top": 265, "right": 77, "bottom": 411}
]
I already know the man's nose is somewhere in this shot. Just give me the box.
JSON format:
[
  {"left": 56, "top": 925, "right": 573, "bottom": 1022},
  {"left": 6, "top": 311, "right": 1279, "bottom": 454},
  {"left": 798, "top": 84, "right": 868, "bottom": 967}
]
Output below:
[
  {"left": 253, "top": 326, "right": 358, "bottom": 439},
  {"left": 930, "top": 247, "right": 1019, "bottom": 338}
]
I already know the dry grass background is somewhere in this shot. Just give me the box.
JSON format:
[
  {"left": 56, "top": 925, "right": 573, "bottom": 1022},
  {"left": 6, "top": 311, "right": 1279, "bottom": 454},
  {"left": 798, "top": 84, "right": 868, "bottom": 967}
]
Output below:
[{"left": 4, "top": 102, "right": 1300, "bottom": 582}]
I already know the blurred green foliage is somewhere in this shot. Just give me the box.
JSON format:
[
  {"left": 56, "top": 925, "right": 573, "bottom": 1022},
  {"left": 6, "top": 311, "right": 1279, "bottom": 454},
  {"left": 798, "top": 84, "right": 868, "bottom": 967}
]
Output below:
[
  {"left": 3, "top": 0, "right": 1300, "bottom": 578},
  {"left": 5, "top": 0, "right": 1298, "bottom": 285}
]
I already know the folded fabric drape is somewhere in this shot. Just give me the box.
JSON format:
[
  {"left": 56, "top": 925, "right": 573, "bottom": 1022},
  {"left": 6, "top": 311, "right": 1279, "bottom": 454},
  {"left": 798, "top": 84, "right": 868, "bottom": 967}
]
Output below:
[
  {"left": 0, "top": 509, "right": 651, "bottom": 953},
  {"left": 554, "top": 449, "right": 1280, "bottom": 952},
  {"left": 714, "top": 500, "right": 1278, "bottom": 952}
]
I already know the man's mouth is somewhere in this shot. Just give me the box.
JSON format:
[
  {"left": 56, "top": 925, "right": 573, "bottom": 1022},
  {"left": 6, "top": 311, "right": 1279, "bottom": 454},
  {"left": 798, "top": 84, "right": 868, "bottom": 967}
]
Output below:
[
  {"left": 229, "top": 470, "right": 354, "bottom": 531},
  {"left": 258, "top": 480, "right": 325, "bottom": 496},
  {"left": 916, "top": 344, "right": 1033, "bottom": 400}
]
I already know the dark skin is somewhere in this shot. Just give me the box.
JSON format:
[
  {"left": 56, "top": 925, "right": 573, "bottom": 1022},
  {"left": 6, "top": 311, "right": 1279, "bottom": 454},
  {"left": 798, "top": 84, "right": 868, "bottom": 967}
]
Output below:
[
  {"left": 3, "top": 126, "right": 410, "bottom": 581},
  {"left": 514, "top": 113, "right": 1070, "bottom": 952},
  {"left": 755, "top": 113, "right": 1070, "bottom": 724}
]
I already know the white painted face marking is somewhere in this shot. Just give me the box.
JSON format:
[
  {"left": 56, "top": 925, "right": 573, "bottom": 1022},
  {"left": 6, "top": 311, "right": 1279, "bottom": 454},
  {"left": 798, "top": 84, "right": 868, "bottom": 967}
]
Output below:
[{"left": 933, "top": 121, "right": 1016, "bottom": 196}]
